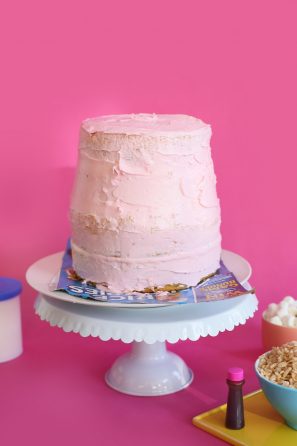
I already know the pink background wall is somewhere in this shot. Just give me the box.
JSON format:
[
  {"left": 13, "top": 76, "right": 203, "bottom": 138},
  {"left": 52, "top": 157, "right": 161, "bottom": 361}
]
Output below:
[{"left": 1, "top": 1, "right": 297, "bottom": 445}]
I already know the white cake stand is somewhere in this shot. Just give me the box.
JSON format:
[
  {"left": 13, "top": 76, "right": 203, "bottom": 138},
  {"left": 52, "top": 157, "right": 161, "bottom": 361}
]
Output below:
[{"left": 27, "top": 252, "right": 258, "bottom": 397}]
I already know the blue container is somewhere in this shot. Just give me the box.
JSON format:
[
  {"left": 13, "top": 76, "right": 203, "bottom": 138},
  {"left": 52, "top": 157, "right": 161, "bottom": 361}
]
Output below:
[
  {"left": 255, "top": 357, "right": 297, "bottom": 430},
  {"left": 0, "top": 277, "right": 22, "bottom": 301}
]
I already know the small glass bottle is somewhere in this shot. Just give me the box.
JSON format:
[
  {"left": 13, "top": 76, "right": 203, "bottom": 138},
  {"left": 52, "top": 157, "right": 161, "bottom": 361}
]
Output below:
[{"left": 225, "top": 367, "right": 245, "bottom": 429}]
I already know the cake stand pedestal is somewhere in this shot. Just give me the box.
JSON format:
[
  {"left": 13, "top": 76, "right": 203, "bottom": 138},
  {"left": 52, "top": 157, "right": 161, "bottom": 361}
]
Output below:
[{"left": 34, "top": 289, "right": 258, "bottom": 396}]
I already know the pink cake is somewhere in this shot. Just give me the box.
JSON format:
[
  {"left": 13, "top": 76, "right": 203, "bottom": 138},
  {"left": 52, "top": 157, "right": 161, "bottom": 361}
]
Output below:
[{"left": 70, "top": 113, "right": 221, "bottom": 292}]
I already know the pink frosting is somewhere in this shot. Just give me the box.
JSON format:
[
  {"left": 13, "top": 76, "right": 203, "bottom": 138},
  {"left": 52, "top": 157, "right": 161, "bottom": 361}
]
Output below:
[
  {"left": 82, "top": 113, "right": 208, "bottom": 136},
  {"left": 70, "top": 114, "right": 221, "bottom": 292}
]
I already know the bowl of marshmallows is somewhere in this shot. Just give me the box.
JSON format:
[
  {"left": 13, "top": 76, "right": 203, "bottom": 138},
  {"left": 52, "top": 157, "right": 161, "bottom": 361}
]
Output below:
[{"left": 262, "top": 296, "right": 297, "bottom": 350}]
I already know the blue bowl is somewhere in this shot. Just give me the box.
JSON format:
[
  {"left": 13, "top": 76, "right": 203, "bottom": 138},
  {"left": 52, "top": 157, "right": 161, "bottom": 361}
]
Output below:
[{"left": 255, "top": 357, "right": 297, "bottom": 430}]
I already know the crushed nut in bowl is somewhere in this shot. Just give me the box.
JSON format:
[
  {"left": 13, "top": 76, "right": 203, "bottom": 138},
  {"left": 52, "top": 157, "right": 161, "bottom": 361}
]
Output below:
[
  {"left": 257, "top": 341, "right": 297, "bottom": 388},
  {"left": 255, "top": 341, "right": 297, "bottom": 430}
]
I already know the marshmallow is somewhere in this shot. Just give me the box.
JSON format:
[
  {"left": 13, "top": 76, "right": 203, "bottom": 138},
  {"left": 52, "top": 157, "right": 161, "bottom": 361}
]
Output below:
[
  {"left": 278, "top": 307, "right": 290, "bottom": 318},
  {"left": 281, "top": 315, "right": 290, "bottom": 325},
  {"left": 266, "top": 303, "right": 278, "bottom": 317},
  {"left": 281, "top": 315, "right": 296, "bottom": 327},
  {"left": 283, "top": 296, "right": 295, "bottom": 305},
  {"left": 270, "top": 316, "right": 283, "bottom": 326},
  {"left": 289, "top": 305, "right": 297, "bottom": 316},
  {"left": 287, "top": 316, "right": 296, "bottom": 327}
]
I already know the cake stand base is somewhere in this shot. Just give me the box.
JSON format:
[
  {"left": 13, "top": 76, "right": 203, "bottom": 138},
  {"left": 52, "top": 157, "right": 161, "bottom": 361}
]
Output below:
[
  {"left": 105, "top": 341, "right": 193, "bottom": 396},
  {"left": 27, "top": 250, "right": 257, "bottom": 397}
]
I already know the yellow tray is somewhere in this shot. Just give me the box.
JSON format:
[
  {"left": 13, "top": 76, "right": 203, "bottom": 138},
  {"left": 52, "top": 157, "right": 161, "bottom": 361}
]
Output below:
[{"left": 192, "top": 389, "right": 297, "bottom": 446}]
